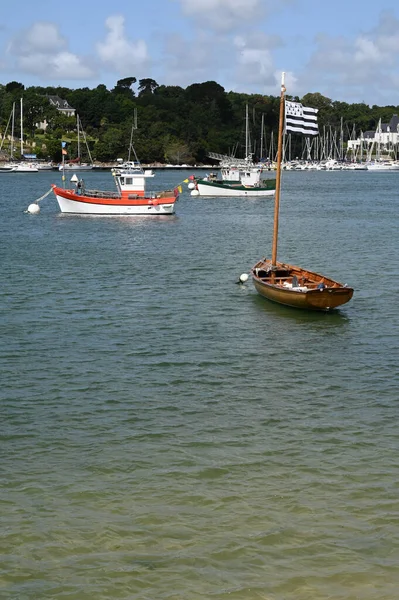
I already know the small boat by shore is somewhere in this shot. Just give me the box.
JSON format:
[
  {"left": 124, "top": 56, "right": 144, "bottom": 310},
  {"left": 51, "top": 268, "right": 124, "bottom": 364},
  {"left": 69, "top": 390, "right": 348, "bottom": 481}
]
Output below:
[
  {"left": 52, "top": 167, "right": 179, "bottom": 215},
  {"left": 58, "top": 162, "right": 93, "bottom": 172},
  {"left": 251, "top": 73, "right": 353, "bottom": 312},
  {"left": 365, "top": 161, "right": 399, "bottom": 171},
  {"left": 12, "top": 162, "right": 39, "bottom": 172},
  {"left": 0, "top": 164, "right": 16, "bottom": 173}
]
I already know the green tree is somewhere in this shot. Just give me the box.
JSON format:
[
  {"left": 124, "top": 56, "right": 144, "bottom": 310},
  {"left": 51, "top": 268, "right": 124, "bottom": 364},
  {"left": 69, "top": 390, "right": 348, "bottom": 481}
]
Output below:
[
  {"left": 164, "top": 138, "right": 193, "bottom": 164},
  {"left": 5, "top": 81, "right": 25, "bottom": 93},
  {"left": 95, "top": 127, "right": 125, "bottom": 161},
  {"left": 112, "top": 77, "right": 137, "bottom": 98},
  {"left": 138, "top": 79, "right": 159, "bottom": 96}
]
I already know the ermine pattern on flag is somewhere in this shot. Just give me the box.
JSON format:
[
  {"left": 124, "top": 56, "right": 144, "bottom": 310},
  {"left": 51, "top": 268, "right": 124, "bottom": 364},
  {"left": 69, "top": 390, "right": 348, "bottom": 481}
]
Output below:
[{"left": 285, "top": 101, "right": 318, "bottom": 136}]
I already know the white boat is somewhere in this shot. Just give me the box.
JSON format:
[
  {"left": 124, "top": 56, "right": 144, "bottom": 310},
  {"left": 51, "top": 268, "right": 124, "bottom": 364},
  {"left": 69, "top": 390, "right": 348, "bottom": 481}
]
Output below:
[
  {"left": 114, "top": 161, "right": 154, "bottom": 177},
  {"left": 52, "top": 167, "right": 179, "bottom": 215},
  {"left": 325, "top": 159, "right": 342, "bottom": 170},
  {"left": 197, "top": 103, "right": 276, "bottom": 195},
  {"left": 0, "top": 164, "right": 16, "bottom": 173},
  {"left": 12, "top": 162, "right": 39, "bottom": 172},
  {"left": 36, "top": 162, "right": 55, "bottom": 170},
  {"left": 191, "top": 105, "right": 276, "bottom": 197},
  {"left": 0, "top": 99, "right": 39, "bottom": 173},
  {"left": 58, "top": 162, "right": 93, "bottom": 171},
  {"left": 342, "top": 163, "right": 368, "bottom": 170},
  {"left": 366, "top": 161, "right": 399, "bottom": 171},
  {"left": 192, "top": 168, "right": 276, "bottom": 197}
]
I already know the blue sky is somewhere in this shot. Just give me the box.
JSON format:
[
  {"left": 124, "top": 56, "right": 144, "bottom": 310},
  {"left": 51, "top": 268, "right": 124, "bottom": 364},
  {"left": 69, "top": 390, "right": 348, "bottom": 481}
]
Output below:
[{"left": 1, "top": 0, "right": 399, "bottom": 106}]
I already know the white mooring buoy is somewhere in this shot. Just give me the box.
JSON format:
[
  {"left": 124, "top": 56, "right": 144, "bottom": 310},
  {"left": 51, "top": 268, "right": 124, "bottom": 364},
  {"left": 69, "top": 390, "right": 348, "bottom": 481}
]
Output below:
[
  {"left": 27, "top": 203, "right": 40, "bottom": 214},
  {"left": 238, "top": 273, "right": 249, "bottom": 284},
  {"left": 25, "top": 186, "right": 53, "bottom": 214},
  {"left": 190, "top": 189, "right": 200, "bottom": 196},
  {"left": 188, "top": 182, "right": 195, "bottom": 190}
]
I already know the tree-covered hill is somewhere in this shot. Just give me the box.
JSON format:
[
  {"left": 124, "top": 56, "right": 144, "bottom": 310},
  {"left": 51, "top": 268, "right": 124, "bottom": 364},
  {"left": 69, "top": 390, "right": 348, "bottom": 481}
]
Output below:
[{"left": 1, "top": 78, "right": 397, "bottom": 164}]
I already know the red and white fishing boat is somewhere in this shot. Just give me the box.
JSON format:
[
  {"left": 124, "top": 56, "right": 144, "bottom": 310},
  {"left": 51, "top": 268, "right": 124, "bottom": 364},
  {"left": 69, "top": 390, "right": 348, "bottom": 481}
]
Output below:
[{"left": 52, "top": 166, "right": 179, "bottom": 215}]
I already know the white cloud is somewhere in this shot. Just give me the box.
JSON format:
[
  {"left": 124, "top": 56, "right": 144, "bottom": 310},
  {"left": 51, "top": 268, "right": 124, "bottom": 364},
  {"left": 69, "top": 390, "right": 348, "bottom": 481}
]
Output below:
[
  {"left": 96, "top": 15, "right": 150, "bottom": 75},
  {"left": 8, "top": 22, "right": 66, "bottom": 55},
  {"left": 18, "top": 51, "right": 95, "bottom": 79},
  {"left": 296, "top": 10, "right": 399, "bottom": 102},
  {"left": 233, "top": 32, "right": 281, "bottom": 88},
  {"left": 161, "top": 29, "right": 226, "bottom": 86},
  {"left": 6, "top": 21, "right": 96, "bottom": 80},
  {"left": 177, "top": 0, "right": 266, "bottom": 31},
  {"left": 354, "top": 37, "right": 383, "bottom": 66},
  {"left": 24, "top": 22, "right": 67, "bottom": 53},
  {"left": 159, "top": 25, "right": 283, "bottom": 93}
]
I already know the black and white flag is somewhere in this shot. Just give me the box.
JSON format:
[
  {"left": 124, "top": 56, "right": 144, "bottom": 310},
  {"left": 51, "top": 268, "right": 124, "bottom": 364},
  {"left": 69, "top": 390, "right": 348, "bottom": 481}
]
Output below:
[{"left": 285, "top": 101, "right": 318, "bottom": 136}]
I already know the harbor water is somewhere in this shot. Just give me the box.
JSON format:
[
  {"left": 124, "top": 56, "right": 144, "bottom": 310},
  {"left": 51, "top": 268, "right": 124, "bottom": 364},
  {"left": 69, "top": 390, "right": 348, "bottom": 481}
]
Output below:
[{"left": 1, "top": 169, "right": 398, "bottom": 599}]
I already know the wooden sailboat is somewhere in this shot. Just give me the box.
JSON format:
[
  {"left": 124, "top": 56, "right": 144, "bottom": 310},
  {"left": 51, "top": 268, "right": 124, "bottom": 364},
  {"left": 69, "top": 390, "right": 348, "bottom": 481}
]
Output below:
[{"left": 251, "top": 73, "right": 354, "bottom": 311}]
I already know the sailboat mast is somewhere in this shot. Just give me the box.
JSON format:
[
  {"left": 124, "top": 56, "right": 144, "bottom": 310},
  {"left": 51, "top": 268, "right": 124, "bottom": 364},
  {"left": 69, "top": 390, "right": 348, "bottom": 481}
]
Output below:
[
  {"left": 271, "top": 72, "right": 286, "bottom": 268},
  {"left": 20, "top": 97, "right": 23, "bottom": 157},
  {"left": 128, "top": 108, "right": 138, "bottom": 162},
  {"left": 11, "top": 102, "right": 15, "bottom": 159},
  {"left": 77, "top": 114, "right": 80, "bottom": 160},
  {"left": 260, "top": 113, "right": 264, "bottom": 159},
  {"left": 245, "top": 104, "right": 249, "bottom": 158}
]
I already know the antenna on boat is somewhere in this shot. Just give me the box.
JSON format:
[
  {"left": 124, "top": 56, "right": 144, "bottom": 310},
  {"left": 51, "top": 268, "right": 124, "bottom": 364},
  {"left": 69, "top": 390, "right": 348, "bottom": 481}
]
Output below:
[{"left": 128, "top": 108, "right": 138, "bottom": 162}]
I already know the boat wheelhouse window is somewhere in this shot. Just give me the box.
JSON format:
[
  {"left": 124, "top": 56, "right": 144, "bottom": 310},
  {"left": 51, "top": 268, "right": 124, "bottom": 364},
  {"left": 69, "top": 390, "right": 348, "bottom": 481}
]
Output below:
[{"left": 124, "top": 178, "right": 133, "bottom": 184}]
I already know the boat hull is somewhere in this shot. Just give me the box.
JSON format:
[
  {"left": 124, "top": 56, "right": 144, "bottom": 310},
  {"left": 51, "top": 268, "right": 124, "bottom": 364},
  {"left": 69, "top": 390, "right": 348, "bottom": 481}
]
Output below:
[
  {"left": 366, "top": 163, "right": 399, "bottom": 171},
  {"left": 58, "top": 164, "right": 93, "bottom": 171},
  {"left": 52, "top": 186, "right": 176, "bottom": 215},
  {"left": 252, "top": 260, "right": 353, "bottom": 311},
  {"left": 196, "top": 179, "right": 275, "bottom": 197}
]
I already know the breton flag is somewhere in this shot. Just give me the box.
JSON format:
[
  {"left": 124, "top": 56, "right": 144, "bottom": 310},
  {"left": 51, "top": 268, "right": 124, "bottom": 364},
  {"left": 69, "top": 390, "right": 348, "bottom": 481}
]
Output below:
[{"left": 285, "top": 101, "right": 318, "bottom": 136}]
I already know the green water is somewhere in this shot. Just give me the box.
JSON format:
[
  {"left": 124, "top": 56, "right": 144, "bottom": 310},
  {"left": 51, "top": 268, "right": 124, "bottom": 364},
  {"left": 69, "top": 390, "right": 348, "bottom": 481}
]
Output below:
[{"left": 1, "top": 169, "right": 398, "bottom": 599}]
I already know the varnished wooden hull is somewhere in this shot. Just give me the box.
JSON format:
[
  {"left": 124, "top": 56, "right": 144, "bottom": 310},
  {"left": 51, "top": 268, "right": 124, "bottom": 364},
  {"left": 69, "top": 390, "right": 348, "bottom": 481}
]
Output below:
[{"left": 252, "top": 259, "right": 353, "bottom": 311}]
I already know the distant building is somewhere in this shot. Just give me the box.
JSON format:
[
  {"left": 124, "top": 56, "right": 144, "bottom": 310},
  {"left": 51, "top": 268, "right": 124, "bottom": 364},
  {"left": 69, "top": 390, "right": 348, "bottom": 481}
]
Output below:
[
  {"left": 47, "top": 95, "right": 75, "bottom": 118},
  {"left": 38, "top": 96, "right": 76, "bottom": 130},
  {"left": 347, "top": 114, "right": 399, "bottom": 152}
]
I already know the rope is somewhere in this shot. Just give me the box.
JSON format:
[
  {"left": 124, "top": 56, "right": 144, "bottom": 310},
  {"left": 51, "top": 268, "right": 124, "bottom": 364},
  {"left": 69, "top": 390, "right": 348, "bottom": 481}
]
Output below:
[
  {"left": 24, "top": 187, "right": 53, "bottom": 213},
  {"left": 34, "top": 187, "right": 53, "bottom": 203}
]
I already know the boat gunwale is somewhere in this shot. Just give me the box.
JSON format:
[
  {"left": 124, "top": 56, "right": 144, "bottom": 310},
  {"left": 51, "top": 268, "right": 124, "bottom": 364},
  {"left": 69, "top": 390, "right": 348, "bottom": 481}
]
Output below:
[{"left": 52, "top": 185, "right": 177, "bottom": 206}]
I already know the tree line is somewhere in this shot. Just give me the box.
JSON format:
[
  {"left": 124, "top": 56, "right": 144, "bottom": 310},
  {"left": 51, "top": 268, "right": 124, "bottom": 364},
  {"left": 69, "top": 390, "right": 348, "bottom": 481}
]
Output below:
[{"left": 1, "top": 77, "right": 398, "bottom": 164}]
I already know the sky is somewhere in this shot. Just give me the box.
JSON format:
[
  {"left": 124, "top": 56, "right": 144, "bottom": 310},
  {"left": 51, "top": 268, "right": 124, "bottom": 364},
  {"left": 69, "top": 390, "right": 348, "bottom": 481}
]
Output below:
[{"left": 1, "top": 0, "right": 399, "bottom": 106}]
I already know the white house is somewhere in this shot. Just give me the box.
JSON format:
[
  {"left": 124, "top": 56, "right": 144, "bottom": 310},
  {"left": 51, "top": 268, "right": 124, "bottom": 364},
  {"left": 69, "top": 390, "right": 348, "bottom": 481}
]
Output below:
[
  {"left": 38, "top": 95, "right": 76, "bottom": 130},
  {"left": 347, "top": 114, "right": 399, "bottom": 153}
]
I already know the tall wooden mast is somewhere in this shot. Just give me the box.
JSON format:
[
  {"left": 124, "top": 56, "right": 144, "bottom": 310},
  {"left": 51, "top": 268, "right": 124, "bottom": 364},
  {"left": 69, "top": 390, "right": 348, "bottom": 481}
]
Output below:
[{"left": 271, "top": 72, "right": 286, "bottom": 269}]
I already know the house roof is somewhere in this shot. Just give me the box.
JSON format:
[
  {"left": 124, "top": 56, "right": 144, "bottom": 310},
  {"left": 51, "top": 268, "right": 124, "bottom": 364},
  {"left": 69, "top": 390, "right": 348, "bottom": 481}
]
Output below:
[
  {"left": 47, "top": 95, "right": 75, "bottom": 111},
  {"left": 364, "top": 114, "right": 399, "bottom": 138}
]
